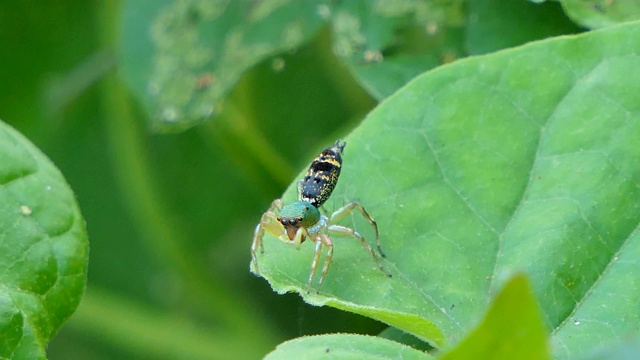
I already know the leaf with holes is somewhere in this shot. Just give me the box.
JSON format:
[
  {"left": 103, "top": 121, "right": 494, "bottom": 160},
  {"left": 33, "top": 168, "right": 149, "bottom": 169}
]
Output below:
[
  {"left": 120, "top": 0, "right": 325, "bottom": 131},
  {"left": 0, "top": 121, "right": 88, "bottom": 358},
  {"left": 328, "top": 0, "right": 466, "bottom": 100},
  {"left": 251, "top": 21, "right": 640, "bottom": 358}
]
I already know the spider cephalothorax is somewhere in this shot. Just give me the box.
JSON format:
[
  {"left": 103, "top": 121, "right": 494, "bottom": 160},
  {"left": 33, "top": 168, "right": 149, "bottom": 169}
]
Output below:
[{"left": 277, "top": 201, "right": 319, "bottom": 242}]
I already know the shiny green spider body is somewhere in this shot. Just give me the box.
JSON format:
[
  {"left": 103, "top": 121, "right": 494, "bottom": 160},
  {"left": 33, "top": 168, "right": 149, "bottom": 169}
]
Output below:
[{"left": 250, "top": 140, "right": 391, "bottom": 293}]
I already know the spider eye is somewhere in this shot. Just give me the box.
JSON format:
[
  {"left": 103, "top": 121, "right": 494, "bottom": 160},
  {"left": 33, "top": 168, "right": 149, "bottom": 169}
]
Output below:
[{"left": 289, "top": 219, "right": 296, "bottom": 226}]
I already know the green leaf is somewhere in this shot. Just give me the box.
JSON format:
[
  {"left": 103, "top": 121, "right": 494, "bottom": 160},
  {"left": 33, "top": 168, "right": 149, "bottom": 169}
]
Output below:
[
  {"left": 329, "top": 0, "right": 466, "bottom": 100},
  {"left": 378, "top": 327, "right": 433, "bottom": 353},
  {"left": 252, "top": 20, "right": 640, "bottom": 358},
  {"left": 439, "top": 275, "right": 550, "bottom": 360},
  {"left": 347, "top": 54, "right": 443, "bottom": 101},
  {"left": 331, "top": 0, "right": 582, "bottom": 100},
  {"left": 467, "top": 0, "right": 581, "bottom": 55},
  {"left": 0, "top": 121, "right": 88, "bottom": 358},
  {"left": 264, "top": 334, "right": 433, "bottom": 360},
  {"left": 555, "top": 0, "right": 640, "bottom": 28},
  {"left": 120, "top": 0, "right": 325, "bottom": 131}
]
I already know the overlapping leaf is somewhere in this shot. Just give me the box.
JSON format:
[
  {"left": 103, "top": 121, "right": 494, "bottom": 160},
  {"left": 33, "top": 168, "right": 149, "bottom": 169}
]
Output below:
[
  {"left": 252, "top": 21, "right": 640, "bottom": 358},
  {"left": 264, "top": 333, "right": 432, "bottom": 360},
  {"left": 553, "top": 0, "right": 640, "bottom": 28},
  {"left": 327, "top": 0, "right": 465, "bottom": 100},
  {"left": 438, "top": 275, "right": 549, "bottom": 359}
]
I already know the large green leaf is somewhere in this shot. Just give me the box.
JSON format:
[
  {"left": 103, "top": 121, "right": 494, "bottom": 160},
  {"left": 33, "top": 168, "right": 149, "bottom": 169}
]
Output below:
[
  {"left": 120, "top": 0, "right": 325, "bottom": 131},
  {"left": 251, "top": 20, "right": 640, "bottom": 358},
  {"left": 0, "top": 121, "right": 88, "bottom": 358}
]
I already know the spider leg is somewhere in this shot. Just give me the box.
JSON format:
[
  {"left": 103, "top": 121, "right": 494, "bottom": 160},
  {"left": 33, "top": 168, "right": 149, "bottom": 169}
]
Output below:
[
  {"left": 251, "top": 199, "right": 284, "bottom": 274},
  {"left": 251, "top": 222, "right": 264, "bottom": 274},
  {"left": 327, "top": 224, "right": 392, "bottom": 278},
  {"left": 307, "top": 236, "right": 323, "bottom": 294},
  {"left": 329, "top": 202, "right": 385, "bottom": 257},
  {"left": 315, "top": 233, "right": 333, "bottom": 294},
  {"left": 306, "top": 232, "right": 334, "bottom": 294}
]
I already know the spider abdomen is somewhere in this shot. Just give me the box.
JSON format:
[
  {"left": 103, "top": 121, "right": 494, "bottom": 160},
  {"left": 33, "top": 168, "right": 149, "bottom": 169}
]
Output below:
[{"left": 300, "top": 140, "right": 346, "bottom": 207}]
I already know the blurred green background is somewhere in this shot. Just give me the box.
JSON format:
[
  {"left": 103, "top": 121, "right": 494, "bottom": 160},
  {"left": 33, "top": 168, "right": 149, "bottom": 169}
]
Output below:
[
  {"left": 0, "top": 1, "right": 390, "bottom": 359},
  {"left": 0, "top": 0, "right": 590, "bottom": 358}
]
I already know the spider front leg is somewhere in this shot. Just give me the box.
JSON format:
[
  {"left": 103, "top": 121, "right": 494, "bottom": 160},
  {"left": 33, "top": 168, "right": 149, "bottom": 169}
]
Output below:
[
  {"left": 251, "top": 199, "right": 285, "bottom": 274},
  {"left": 329, "top": 201, "right": 386, "bottom": 257}
]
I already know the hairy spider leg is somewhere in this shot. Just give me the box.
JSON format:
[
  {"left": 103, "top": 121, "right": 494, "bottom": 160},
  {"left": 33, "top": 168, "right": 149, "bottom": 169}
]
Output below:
[
  {"left": 252, "top": 210, "right": 313, "bottom": 274},
  {"left": 307, "top": 233, "right": 334, "bottom": 294},
  {"left": 327, "top": 224, "right": 392, "bottom": 278},
  {"left": 329, "top": 202, "right": 386, "bottom": 257},
  {"left": 251, "top": 199, "right": 287, "bottom": 274}
]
